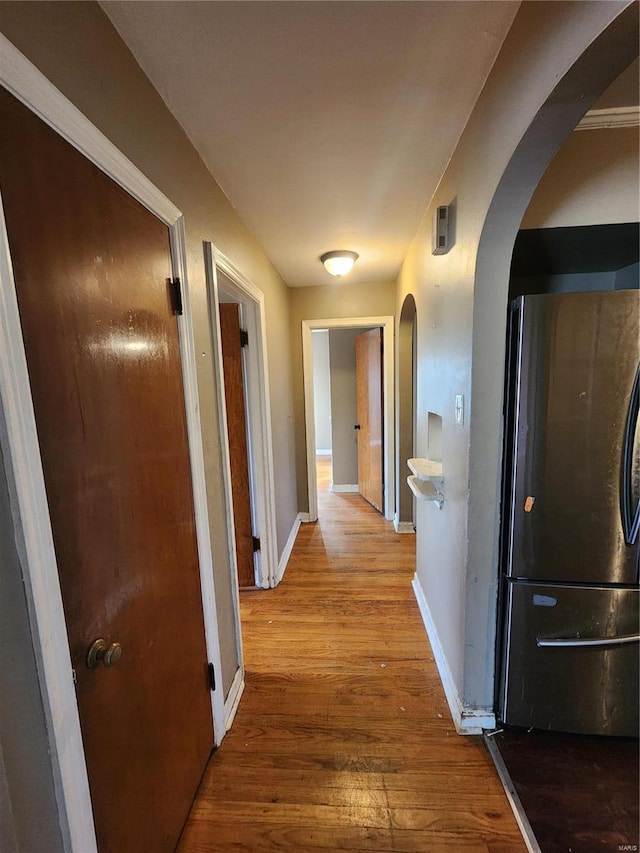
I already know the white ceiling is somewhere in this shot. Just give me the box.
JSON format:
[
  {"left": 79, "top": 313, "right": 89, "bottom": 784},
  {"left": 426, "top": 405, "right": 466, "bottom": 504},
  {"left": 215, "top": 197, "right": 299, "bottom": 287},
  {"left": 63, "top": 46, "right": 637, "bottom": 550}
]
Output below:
[{"left": 102, "top": 1, "right": 520, "bottom": 287}]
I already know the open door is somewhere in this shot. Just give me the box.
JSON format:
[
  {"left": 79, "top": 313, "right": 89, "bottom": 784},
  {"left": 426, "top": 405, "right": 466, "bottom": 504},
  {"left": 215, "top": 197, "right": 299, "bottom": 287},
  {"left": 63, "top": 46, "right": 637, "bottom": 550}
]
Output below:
[
  {"left": 219, "top": 302, "right": 256, "bottom": 588},
  {"left": 355, "top": 328, "right": 384, "bottom": 512}
]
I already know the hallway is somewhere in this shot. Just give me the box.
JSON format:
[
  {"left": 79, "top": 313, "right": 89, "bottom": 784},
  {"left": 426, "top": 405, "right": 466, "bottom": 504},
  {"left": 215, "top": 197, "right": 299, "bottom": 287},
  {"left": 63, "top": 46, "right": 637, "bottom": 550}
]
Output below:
[{"left": 178, "top": 459, "right": 525, "bottom": 852}]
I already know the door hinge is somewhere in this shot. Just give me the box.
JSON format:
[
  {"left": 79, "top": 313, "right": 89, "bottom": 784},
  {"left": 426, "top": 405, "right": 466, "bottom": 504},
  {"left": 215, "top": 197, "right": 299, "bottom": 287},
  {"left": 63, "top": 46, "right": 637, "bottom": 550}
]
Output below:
[
  {"left": 207, "top": 662, "right": 216, "bottom": 691},
  {"left": 239, "top": 328, "right": 249, "bottom": 348},
  {"left": 252, "top": 536, "right": 261, "bottom": 552},
  {"left": 169, "top": 277, "right": 183, "bottom": 316}
]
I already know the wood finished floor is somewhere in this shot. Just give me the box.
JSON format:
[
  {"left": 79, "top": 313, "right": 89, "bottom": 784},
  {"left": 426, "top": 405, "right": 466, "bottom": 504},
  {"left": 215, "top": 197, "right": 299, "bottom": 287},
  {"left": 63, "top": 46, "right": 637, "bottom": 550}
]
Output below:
[{"left": 178, "top": 458, "right": 525, "bottom": 852}]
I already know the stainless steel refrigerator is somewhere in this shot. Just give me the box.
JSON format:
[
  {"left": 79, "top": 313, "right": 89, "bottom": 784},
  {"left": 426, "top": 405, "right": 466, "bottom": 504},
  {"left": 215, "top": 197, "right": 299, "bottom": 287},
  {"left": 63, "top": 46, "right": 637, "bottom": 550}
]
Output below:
[{"left": 498, "top": 289, "right": 640, "bottom": 737}]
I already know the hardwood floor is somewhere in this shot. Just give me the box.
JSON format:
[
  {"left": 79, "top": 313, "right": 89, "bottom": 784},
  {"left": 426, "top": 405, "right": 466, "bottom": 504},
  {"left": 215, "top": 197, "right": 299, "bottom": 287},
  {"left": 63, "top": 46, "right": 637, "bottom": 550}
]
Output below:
[{"left": 178, "top": 457, "right": 525, "bottom": 852}]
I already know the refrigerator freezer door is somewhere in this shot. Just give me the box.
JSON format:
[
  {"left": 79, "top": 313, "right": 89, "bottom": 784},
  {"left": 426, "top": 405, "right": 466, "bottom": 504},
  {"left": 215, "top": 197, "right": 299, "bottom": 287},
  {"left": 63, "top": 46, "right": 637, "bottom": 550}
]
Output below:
[
  {"left": 499, "top": 581, "right": 639, "bottom": 736},
  {"left": 508, "top": 290, "right": 640, "bottom": 585}
]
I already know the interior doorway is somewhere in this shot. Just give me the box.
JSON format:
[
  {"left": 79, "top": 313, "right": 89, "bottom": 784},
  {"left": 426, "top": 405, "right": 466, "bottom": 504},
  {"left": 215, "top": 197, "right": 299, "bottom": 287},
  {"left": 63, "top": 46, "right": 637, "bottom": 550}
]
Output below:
[
  {"left": 0, "top": 57, "right": 226, "bottom": 850},
  {"left": 218, "top": 298, "right": 259, "bottom": 589},
  {"left": 302, "top": 316, "right": 395, "bottom": 523},
  {"left": 205, "top": 243, "right": 278, "bottom": 592},
  {"left": 204, "top": 243, "right": 282, "bottom": 729},
  {"left": 355, "top": 328, "right": 384, "bottom": 513},
  {"left": 396, "top": 294, "right": 417, "bottom": 533},
  {"left": 311, "top": 326, "right": 382, "bottom": 513},
  {"left": 0, "top": 86, "right": 214, "bottom": 853}
]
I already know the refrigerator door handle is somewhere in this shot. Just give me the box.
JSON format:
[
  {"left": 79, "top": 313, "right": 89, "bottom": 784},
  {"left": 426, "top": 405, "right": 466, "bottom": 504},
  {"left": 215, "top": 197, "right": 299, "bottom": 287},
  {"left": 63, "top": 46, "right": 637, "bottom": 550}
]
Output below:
[
  {"left": 621, "top": 362, "right": 640, "bottom": 545},
  {"left": 537, "top": 633, "right": 640, "bottom": 648}
]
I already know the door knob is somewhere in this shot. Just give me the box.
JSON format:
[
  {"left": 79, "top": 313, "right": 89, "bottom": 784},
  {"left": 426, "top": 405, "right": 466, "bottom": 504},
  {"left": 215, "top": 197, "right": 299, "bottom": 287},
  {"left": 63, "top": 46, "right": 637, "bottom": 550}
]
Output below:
[
  {"left": 87, "top": 638, "right": 122, "bottom": 669},
  {"left": 354, "top": 424, "right": 361, "bottom": 430}
]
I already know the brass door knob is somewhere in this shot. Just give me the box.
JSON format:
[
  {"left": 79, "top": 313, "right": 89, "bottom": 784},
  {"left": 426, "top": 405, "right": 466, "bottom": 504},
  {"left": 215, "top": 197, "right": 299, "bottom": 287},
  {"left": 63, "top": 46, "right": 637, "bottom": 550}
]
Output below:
[
  {"left": 87, "top": 638, "right": 122, "bottom": 669},
  {"left": 103, "top": 642, "right": 122, "bottom": 667}
]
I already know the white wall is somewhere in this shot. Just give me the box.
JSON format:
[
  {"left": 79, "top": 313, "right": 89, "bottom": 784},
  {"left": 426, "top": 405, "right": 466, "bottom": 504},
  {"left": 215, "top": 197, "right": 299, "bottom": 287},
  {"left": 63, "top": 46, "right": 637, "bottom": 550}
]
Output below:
[
  {"left": 522, "top": 126, "right": 640, "bottom": 229},
  {"left": 311, "top": 330, "right": 332, "bottom": 453}
]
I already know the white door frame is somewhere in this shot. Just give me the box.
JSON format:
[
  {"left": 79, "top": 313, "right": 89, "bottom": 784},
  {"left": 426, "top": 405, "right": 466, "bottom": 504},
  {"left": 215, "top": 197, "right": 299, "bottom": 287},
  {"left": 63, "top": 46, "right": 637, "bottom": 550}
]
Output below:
[
  {"left": 205, "top": 244, "right": 279, "bottom": 590},
  {"left": 0, "top": 35, "right": 225, "bottom": 852},
  {"left": 302, "top": 316, "right": 395, "bottom": 523}
]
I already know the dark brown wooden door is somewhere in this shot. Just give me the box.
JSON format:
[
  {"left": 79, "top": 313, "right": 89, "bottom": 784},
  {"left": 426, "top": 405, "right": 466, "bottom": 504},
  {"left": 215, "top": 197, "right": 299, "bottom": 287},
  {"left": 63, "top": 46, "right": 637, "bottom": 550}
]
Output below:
[
  {"left": 219, "top": 303, "right": 256, "bottom": 587},
  {"left": 0, "top": 87, "right": 213, "bottom": 852},
  {"left": 356, "top": 328, "right": 384, "bottom": 512}
]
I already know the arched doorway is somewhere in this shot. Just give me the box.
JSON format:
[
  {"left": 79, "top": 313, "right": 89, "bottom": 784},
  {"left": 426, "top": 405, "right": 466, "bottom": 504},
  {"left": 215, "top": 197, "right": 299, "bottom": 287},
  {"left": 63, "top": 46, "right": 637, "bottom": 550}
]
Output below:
[
  {"left": 396, "top": 293, "right": 417, "bottom": 532},
  {"left": 394, "top": 2, "right": 638, "bottom": 735},
  {"left": 466, "top": 8, "right": 639, "bottom": 709}
]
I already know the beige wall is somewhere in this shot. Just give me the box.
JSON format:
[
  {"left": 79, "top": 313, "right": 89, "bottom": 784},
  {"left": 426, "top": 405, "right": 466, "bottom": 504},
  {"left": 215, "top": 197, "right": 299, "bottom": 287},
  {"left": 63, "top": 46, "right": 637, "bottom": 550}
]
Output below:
[
  {"left": 0, "top": 1, "right": 298, "bottom": 842},
  {"left": 593, "top": 55, "right": 639, "bottom": 109},
  {"left": 328, "top": 328, "right": 361, "bottom": 487},
  {"left": 522, "top": 126, "right": 640, "bottom": 229},
  {"left": 395, "top": 1, "right": 635, "bottom": 714},
  {"left": 289, "top": 280, "right": 396, "bottom": 510}
]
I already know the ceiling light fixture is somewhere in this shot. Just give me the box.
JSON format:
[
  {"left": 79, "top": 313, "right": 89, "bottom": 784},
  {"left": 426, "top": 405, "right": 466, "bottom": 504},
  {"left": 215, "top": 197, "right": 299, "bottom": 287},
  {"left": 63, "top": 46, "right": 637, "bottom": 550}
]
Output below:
[{"left": 320, "top": 250, "right": 359, "bottom": 278}]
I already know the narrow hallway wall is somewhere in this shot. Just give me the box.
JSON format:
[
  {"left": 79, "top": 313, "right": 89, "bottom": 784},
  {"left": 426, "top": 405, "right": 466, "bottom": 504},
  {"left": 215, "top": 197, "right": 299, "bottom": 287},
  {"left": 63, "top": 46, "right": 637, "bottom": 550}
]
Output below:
[{"left": 395, "top": 0, "right": 636, "bottom": 722}]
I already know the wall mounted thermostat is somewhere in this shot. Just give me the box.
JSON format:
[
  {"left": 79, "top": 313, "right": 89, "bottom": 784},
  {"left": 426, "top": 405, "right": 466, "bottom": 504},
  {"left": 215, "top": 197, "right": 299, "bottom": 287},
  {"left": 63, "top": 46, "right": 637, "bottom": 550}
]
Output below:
[{"left": 432, "top": 205, "right": 450, "bottom": 255}]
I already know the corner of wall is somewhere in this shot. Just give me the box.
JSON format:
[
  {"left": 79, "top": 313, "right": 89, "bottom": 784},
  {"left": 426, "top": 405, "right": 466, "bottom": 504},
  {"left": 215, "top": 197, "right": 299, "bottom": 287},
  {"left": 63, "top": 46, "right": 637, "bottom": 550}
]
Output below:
[{"left": 412, "top": 573, "right": 495, "bottom": 735}]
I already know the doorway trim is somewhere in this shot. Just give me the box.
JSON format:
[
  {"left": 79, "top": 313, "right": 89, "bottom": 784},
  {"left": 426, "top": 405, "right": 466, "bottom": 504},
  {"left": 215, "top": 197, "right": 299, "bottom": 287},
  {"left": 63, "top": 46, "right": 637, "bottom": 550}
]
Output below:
[
  {"left": 302, "top": 316, "right": 395, "bottom": 523},
  {"left": 205, "top": 244, "right": 279, "bottom": 591},
  {"left": 0, "top": 34, "right": 225, "bottom": 852}
]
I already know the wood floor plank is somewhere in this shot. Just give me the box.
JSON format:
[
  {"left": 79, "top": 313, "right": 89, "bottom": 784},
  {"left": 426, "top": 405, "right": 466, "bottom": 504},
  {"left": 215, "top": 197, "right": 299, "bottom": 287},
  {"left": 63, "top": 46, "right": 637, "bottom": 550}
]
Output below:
[
  {"left": 178, "top": 457, "right": 525, "bottom": 852},
  {"left": 180, "top": 822, "right": 496, "bottom": 853}
]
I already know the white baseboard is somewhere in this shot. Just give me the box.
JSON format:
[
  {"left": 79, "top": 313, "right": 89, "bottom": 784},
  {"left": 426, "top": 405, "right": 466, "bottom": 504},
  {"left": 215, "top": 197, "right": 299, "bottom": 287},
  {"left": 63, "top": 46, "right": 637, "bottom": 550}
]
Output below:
[
  {"left": 315, "top": 449, "right": 332, "bottom": 456},
  {"left": 275, "top": 512, "right": 304, "bottom": 584},
  {"left": 298, "top": 512, "right": 311, "bottom": 523},
  {"left": 412, "top": 573, "right": 495, "bottom": 735},
  {"left": 223, "top": 667, "right": 245, "bottom": 733},
  {"left": 330, "top": 483, "right": 358, "bottom": 493},
  {"left": 394, "top": 517, "right": 415, "bottom": 533}
]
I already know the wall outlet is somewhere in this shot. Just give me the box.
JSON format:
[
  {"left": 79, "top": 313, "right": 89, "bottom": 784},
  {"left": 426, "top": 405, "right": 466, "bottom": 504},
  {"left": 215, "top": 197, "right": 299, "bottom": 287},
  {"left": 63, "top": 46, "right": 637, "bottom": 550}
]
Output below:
[{"left": 455, "top": 394, "right": 464, "bottom": 425}]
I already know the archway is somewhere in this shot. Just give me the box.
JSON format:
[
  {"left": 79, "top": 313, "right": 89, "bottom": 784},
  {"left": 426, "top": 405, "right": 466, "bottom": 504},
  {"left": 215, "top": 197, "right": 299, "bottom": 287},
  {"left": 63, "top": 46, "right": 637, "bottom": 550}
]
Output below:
[
  {"left": 396, "top": 293, "right": 417, "bottom": 532},
  {"left": 465, "top": 6, "right": 639, "bottom": 710}
]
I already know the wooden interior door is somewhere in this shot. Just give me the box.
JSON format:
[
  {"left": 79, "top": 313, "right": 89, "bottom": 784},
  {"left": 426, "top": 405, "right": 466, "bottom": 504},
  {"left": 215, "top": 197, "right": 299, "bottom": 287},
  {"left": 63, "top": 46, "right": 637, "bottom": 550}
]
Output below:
[
  {"left": 0, "top": 87, "right": 213, "bottom": 852},
  {"left": 356, "top": 328, "right": 384, "bottom": 512},
  {"left": 219, "top": 303, "right": 256, "bottom": 587}
]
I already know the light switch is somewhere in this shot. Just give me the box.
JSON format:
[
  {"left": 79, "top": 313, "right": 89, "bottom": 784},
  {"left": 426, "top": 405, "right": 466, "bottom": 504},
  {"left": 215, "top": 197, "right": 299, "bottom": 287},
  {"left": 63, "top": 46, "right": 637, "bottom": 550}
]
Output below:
[{"left": 455, "top": 394, "right": 464, "bottom": 425}]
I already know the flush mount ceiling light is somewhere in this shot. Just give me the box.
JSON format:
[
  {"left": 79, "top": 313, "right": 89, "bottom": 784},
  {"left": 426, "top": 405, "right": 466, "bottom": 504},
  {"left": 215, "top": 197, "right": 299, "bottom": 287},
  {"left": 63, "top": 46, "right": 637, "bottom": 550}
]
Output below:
[{"left": 320, "top": 250, "right": 359, "bottom": 278}]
